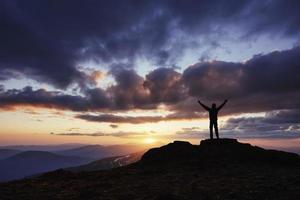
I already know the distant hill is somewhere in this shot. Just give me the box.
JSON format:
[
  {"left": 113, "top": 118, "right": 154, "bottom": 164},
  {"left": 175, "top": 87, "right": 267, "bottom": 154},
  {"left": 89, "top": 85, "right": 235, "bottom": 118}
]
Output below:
[
  {"left": 0, "top": 149, "right": 21, "bottom": 160},
  {"left": 1, "top": 139, "right": 300, "bottom": 200},
  {"left": 0, "top": 144, "right": 85, "bottom": 151},
  {"left": 67, "top": 151, "right": 144, "bottom": 172},
  {"left": 56, "top": 144, "right": 157, "bottom": 160},
  {"left": 56, "top": 144, "right": 109, "bottom": 159},
  {"left": 0, "top": 151, "right": 90, "bottom": 182}
]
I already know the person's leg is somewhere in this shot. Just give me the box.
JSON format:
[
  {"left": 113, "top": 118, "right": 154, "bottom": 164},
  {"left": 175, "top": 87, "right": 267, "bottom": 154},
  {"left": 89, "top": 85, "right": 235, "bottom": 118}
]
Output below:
[
  {"left": 209, "top": 121, "right": 213, "bottom": 139},
  {"left": 214, "top": 121, "right": 219, "bottom": 139}
]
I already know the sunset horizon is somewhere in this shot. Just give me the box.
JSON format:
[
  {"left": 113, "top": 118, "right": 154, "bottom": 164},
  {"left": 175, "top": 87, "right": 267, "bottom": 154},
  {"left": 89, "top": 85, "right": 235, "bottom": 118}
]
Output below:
[
  {"left": 1, "top": 1, "right": 300, "bottom": 199},
  {"left": 0, "top": 0, "right": 299, "bottom": 153}
]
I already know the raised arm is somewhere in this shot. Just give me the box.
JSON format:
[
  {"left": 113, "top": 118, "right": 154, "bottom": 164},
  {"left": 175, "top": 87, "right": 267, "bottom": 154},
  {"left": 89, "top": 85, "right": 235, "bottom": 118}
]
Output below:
[
  {"left": 217, "top": 99, "right": 228, "bottom": 111},
  {"left": 198, "top": 100, "right": 210, "bottom": 111}
]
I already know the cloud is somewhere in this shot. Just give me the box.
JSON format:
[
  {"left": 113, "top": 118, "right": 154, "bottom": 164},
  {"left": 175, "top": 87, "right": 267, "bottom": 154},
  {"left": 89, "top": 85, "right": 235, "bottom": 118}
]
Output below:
[
  {"left": 183, "top": 47, "right": 300, "bottom": 98},
  {"left": 0, "top": 46, "right": 300, "bottom": 127},
  {"left": 144, "top": 67, "right": 186, "bottom": 104},
  {"left": 0, "top": 86, "right": 111, "bottom": 111},
  {"left": 179, "top": 46, "right": 300, "bottom": 115},
  {"left": 0, "top": 84, "right": 4, "bottom": 93},
  {"left": 1, "top": 0, "right": 300, "bottom": 89},
  {"left": 107, "top": 66, "right": 151, "bottom": 109},
  {"left": 76, "top": 110, "right": 207, "bottom": 124},
  {"left": 182, "top": 61, "right": 243, "bottom": 99},
  {"left": 264, "top": 110, "right": 300, "bottom": 124},
  {"left": 175, "top": 129, "right": 207, "bottom": 139},
  {"left": 52, "top": 131, "right": 149, "bottom": 138},
  {"left": 76, "top": 114, "right": 162, "bottom": 124},
  {"left": 175, "top": 110, "right": 300, "bottom": 139},
  {"left": 226, "top": 110, "right": 300, "bottom": 129},
  {"left": 223, "top": 109, "right": 300, "bottom": 138},
  {"left": 110, "top": 124, "right": 118, "bottom": 129}
]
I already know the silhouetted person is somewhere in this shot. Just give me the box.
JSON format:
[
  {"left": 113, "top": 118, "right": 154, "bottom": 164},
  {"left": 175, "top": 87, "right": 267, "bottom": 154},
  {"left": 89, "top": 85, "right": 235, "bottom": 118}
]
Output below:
[{"left": 198, "top": 99, "right": 228, "bottom": 140}]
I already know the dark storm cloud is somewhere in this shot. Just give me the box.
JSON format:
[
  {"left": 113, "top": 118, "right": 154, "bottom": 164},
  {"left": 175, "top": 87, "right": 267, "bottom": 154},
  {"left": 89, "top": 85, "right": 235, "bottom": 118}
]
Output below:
[
  {"left": 144, "top": 67, "right": 186, "bottom": 104},
  {"left": 0, "top": 86, "right": 111, "bottom": 111},
  {"left": 1, "top": 0, "right": 300, "bottom": 88},
  {"left": 182, "top": 61, "right": 243, "bottom": 99},
  {"left": 0, "top": 46, "right": 300, "bottom": 121},
  {"left": 0, "top": 0, "right": 156, "bottom": 87},
  {"left": 107, "top": 66, "right": 151, "bottom": 109},
  {"left": 106, "top": 66, "right": 187, "bottom": 110},
  {"left": 244, "top": 47, "right": 300, "bottom": 94},
  {"left": 183, "top": 46, "right": 300, "bottom": 98},
  {"left": 0, "top": 66, "right": 187, "bottom": 112},
  {"left": 240, "top": 0, "right": 300, "bottom": 37},
  {"left": 180, "top": 46, "right": 300, "bottom": 114},
  {"left": 0, "top": 0, "right": 86, "bottom": 88}
]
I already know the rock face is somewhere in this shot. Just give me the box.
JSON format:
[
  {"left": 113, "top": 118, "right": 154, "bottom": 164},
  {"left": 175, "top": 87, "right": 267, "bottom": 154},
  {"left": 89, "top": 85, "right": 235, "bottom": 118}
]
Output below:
[{"left": 0, "top": 139, "right": 300, "bottom": 200}]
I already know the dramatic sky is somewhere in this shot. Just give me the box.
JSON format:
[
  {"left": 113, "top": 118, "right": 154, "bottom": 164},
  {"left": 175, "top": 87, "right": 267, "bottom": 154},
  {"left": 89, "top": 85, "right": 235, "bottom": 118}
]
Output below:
[{"left": 0, "top": 0, "right": 299, "bottom": 150}]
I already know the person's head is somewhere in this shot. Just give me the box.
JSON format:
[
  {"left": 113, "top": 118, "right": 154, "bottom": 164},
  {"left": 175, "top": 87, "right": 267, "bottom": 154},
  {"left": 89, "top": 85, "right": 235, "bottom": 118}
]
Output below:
[{"left": 212, "top": 103, "right": 216, "bottom": 108}]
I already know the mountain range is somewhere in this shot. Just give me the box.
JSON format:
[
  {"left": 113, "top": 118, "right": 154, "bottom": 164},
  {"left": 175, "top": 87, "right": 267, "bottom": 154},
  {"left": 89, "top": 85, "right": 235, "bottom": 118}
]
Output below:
[
  {"left": 0, "top": 151, "right": 89, "bottom": 182},
  {"left": 0, "top": 143, "right": 156, "bottom": 182},
  {"left": 56, "top": 144, "right": 150, "bottom": 160},
  {"left": 0, "top": 139, "right": 299, "bottom": 199},
  {"left": 67, "top": 151, "right": 144, "bottom": 172},
  {"left": 0, "top": 144, "right": 85, "bottom": 151},
  {"left": 0, "top": 149, "right": 22, "bottom": 160}
]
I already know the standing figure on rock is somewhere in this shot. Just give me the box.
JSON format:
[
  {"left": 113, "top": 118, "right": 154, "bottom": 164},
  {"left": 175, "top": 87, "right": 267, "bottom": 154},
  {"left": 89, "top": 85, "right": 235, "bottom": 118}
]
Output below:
[{"left": 198, "top": 99, "right": 228, "bottom": 140}]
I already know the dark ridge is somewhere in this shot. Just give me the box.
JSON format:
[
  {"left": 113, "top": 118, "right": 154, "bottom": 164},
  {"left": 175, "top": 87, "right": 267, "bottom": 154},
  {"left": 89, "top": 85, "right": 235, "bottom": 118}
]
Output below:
[
  {"left": 140, "top": 141, "right": 197, "bottom": 164},
  {"left": 1, "top": 139, "right": 300, "bottom": 200},
  {"left": 139, "top": 139, "right": 300, "bottom": 167}
]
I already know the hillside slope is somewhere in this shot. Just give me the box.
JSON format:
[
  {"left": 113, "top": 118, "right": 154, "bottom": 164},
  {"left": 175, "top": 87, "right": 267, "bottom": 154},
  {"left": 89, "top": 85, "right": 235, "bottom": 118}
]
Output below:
[
  {"left": 67, "top": 151, "right": 144, "bottom": 172},
  {"left": 0, "top": 139, "right": 299, "bottom": 200},
  {"left": 56, "top": 144, "right": 154, "bottom": 160},
  {"left": 0, "top": 151, "right": 90, "bottom": 182},
  {"left": 0, "top": 149, "right": 21, "bottom": 160}
]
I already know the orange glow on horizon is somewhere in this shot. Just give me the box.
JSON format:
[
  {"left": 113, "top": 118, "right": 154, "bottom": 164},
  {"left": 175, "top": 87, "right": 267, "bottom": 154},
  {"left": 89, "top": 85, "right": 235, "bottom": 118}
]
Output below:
[
  {"left": 0, "top": 108, "right": 299, "bottom": 156},
  {"left": 143, "top": 137, "right": 157, "bottom": 144}
]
